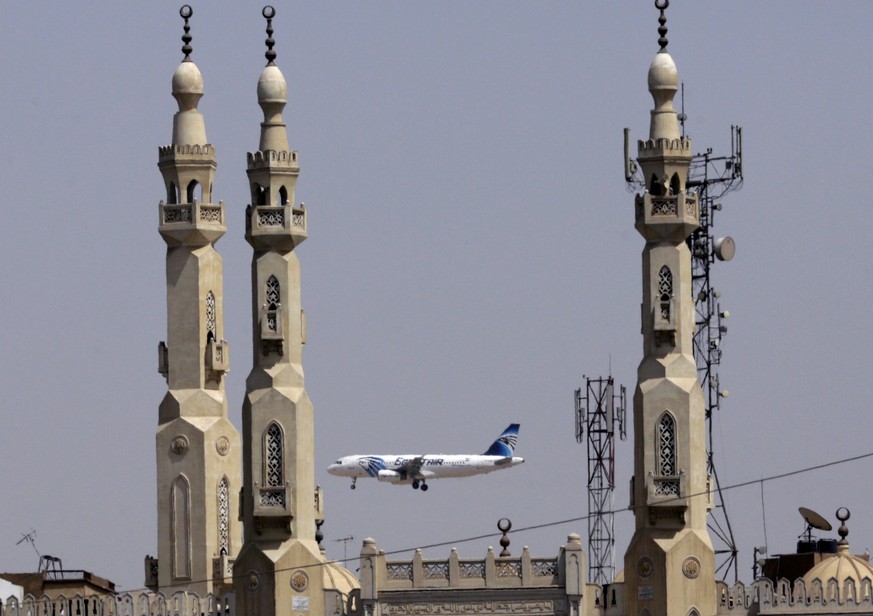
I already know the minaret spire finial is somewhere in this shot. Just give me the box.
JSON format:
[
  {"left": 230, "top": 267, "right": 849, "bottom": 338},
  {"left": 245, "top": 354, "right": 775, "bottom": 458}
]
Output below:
[
  {"left": 263, "top": 6, "right": 277, "bottom": 66},
  {"left": 655, "top": 0, "right": 669, "bottom": 52},
  {"left": 837, "top": 507, "right": 851, "bottom": 547},
  {"left": 180, "top": 5, "right": 194, "bottom": 62}
]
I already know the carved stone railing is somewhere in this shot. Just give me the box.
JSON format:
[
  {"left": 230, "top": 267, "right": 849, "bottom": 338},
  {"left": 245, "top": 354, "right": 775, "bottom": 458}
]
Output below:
[
  {"left": 634, "top": 192, "right": 699, "bottom": 242},
  {"left": 716, "top": 577, "right": 873, "bottom": 613},
  {"left": 158, "top": 201, "right": 226, "bottom": 247},
  {"left": 160, "top": 202, "right": 225, "bottom": 228},
  {"left": 246, "top": 203, "right": 308, "bottom": 250},
  {"left": 0, "top": 591, "right": 234, "bottom": 616},
  {"left": 376, "top": 547, "right": 558, "bottom": 590},
  {"left": 359, "top": 534, "right": 600, "bottom": 616}
]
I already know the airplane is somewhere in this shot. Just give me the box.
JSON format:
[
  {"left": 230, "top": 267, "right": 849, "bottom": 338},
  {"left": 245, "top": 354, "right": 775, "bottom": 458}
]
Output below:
[{"left": 327, "top": 423, "right": 524, "bottom": 491}]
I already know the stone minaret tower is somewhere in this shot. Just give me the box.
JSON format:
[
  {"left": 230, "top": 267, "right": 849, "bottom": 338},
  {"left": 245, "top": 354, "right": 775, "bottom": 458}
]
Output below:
[
  {"left": 623, "top": 3, "right": 716, "bottom": 615},
  {"left": 233, "top": 9, "right": 327, "bottom": 616},
  {"left": 152, "top": 6, "right": 242, "bottom": 596}
]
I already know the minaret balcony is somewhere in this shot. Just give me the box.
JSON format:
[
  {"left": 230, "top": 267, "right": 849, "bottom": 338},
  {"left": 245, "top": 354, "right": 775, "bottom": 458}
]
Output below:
[
  {"left": 158, "top": 201, "right": 226, "bottom": 246},
  {"left": 253, "top": 482, "right": 293, "bottom": 532},
  {"left": 246, "top": 203, "right": 307, "bottom": 251},
  {"left": 646, "top": 472, "right": 689, "bottom": 513},
  {"left": 212, "top": 554, "right": 234, "bottom": 586},
  {"left": 206, "top": 339, "right": 230, "bottom": 373},
  {"left": 634, "top": 193, "right": 698, "bottom": 241}
]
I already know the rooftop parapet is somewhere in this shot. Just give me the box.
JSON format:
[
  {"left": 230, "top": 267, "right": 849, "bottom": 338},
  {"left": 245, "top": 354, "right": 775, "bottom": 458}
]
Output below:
[
  {"left": 0, "top": 591, "right": 234, "bottom": 616},
  {"left": 358, "top": 535, "right": 598, "bottom": 616},
  {"left": 716, "top": 577, "right": 873, "bottom": 613}
]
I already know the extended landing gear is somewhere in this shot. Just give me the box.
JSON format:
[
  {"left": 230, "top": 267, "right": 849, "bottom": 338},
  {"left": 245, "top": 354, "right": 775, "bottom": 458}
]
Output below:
[
  {"left": 350, "top": 478, "right": 357, "bottom": 490},
  {"left": 412, "top": 480, "right": 428, "bottom": 492}
]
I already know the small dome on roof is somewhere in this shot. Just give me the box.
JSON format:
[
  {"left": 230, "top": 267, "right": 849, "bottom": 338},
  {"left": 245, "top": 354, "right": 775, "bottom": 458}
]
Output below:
[
  {"left": 802, "top": 547, "right": 873, "bottom": 588},
  {"left": 323, "top": 559, "right": 359, "bottom": 598},
  {"left": 803, "top": 509, "right": 873, "bottom": 588}
]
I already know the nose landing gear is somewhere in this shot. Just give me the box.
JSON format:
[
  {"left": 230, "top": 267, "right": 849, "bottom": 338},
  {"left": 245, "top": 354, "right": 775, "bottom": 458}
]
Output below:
[{"left": 350, "top": 478, "right": 357, "bottom": 490}]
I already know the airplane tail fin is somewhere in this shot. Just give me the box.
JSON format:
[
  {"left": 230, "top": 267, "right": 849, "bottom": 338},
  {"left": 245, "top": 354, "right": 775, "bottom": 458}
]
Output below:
[{"left": 482, "top": 424, "right": 520, "bottom": 457}]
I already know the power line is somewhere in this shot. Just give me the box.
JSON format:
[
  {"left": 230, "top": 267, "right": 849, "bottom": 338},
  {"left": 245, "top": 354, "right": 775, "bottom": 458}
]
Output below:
[{"left": 116, "top": 448, "right": 873, "bottom": 594}]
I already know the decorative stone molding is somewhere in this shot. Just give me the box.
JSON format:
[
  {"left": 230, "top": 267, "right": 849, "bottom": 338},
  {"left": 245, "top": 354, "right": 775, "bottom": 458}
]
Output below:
[{"left": 171, "top": 435, "right": 189, "bottom": 455}]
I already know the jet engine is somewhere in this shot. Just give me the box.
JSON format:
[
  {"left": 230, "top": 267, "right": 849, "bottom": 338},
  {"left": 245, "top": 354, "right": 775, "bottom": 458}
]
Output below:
[{"left": 377, "top": 469, "right": 403, "bottom": 483}]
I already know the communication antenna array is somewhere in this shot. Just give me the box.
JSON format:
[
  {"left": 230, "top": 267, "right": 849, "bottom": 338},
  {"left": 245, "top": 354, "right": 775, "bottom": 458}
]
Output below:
[
  {"left": 684, "top": 91, "right": 743, "bottom": 581},
  {"left": 574, "top": 376, "right": 626, "bottom": 585}
]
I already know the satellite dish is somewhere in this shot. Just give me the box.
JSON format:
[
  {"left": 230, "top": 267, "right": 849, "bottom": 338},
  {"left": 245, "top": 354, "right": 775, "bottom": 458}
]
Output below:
[
  {"left": 799, "top": 506, "right": 833, "bottom": 532},
  {"left": 713, "top": 236, "right": 736, "bottom": 261}
]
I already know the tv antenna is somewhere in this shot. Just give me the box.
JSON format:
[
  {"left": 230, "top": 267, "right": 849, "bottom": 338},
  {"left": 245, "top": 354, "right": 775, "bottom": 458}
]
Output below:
[
  {"left": 16, "top": 529, "right": 41, "bottom": 562},
  {"left": 333, "top": 536, "right": 355, "bottom": 565}
]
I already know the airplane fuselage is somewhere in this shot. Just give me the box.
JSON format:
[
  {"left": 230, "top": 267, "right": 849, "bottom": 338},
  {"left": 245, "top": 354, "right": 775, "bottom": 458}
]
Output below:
[
  {"left": 328, "top": 454, "right": 524, "bottom": 483},
  {"left": 328, "top": 423, "right": 523, "bottom": 490}
]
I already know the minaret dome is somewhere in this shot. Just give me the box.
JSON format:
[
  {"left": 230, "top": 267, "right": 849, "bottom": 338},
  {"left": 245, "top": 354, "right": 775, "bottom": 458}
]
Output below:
[
  {"left": 257, "top": 6, "right": 290, "bottom": 152},
  {"left": 647, "top": 0, "right": 681, "bottom": 142},
  {"left": 170, "top": 6, "right": 206, "bottom": 146}
]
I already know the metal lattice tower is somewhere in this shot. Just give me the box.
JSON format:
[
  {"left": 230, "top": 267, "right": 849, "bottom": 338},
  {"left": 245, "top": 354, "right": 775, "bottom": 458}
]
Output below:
[
  {"left": 574, "top": 376, "right": 626, "bottom": 585},
  {"left": 685, "top": 121, "right": 743, "bottom": 582}
]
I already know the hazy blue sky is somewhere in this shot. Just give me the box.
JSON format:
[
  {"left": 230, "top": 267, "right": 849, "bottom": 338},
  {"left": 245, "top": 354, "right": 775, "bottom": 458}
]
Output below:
[{"left": 2, "top": 2, "right": 873, "bottom": 592}]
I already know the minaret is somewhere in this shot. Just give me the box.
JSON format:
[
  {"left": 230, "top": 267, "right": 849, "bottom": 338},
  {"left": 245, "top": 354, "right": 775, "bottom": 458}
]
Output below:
[
  {"left": 623, "top": 2, "right": 716, "bottom": 615},
  {"left": 152, "top": 5, "right": 242, "bottom": 596},
  {"left": 233, "top": 8, "right": 329, "bottom": 615}
]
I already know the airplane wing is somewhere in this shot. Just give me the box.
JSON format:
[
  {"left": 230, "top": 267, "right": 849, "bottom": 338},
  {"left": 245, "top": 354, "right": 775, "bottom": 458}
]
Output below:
[{"left": 398, "top": 456, "right": 426, "bottom": 479}]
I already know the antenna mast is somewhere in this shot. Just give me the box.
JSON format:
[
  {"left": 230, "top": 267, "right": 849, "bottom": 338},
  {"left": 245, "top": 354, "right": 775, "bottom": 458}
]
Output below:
[
  {"left": 333, "top": 536, "right": 355, "bottom": 565},
  {"left": 574, "top": 376, "right": 626, "bottom": 585},
  {"left": 16, "top": 529, "right": 41, "bottom": 567},
  {"left": 684, "top": 91, "right": 743, "bottom": 581}
]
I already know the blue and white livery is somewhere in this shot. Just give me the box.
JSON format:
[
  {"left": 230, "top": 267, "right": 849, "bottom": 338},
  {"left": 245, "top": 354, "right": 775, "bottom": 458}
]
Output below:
[{"left": 327, "top": 424, "right": 524, "bottom": 491}]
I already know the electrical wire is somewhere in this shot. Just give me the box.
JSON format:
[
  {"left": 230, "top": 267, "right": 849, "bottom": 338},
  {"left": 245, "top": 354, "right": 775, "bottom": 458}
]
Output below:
[{"left": 115, "top": 447, "right": 873, "bottom": 594}]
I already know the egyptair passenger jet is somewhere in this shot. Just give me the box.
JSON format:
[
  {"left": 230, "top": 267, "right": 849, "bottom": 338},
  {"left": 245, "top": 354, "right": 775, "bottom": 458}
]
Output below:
[{"left": 327, "top": 424, "right": 523, "bottom": 491}]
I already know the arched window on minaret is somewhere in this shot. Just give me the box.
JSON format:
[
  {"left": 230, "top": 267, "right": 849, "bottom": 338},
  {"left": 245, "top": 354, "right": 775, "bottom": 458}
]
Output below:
[
  {"left": 649, "top": 174, "right": 666, "bottom": 196},
  {"left": 171, "top": 475, "right": 192, "bottom": 579},
  {"left": 266, "top": 276, "right": 280, "bottom": 309},
  {"left": 206, "top": 291, "right": 216, "bottom": 343},
  {"left": 265, "top": 275, "right": 281, "bottom": 334},
  {"left": 253, "top": 183, "right": 267, "bottom": 205},
  {"left": 658, "top": 265, "right": 673, "bottom": 322},
  {"left": 186, "top": 179, "right": 201, "bottom": 203},
  {"left": 167, "top": 181, "right": 178, "bottom": 204},
  {"left": 687, "top": 609, "right": 700, "bottom": 616},
  {"left": 670, "top": 173, "right": 681, "bottom": 195},
  {"left": 279, "top": 186, "right": 289, "bottom": 205},
  {"left": 217, "top": 476, "right": 230, "bottom": 556},
  {"left": 657, "top": 412, "right": 677, "bottom": 477},
  {"left": 264, "top": 422, "right": 284, "bottom": 488}
]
